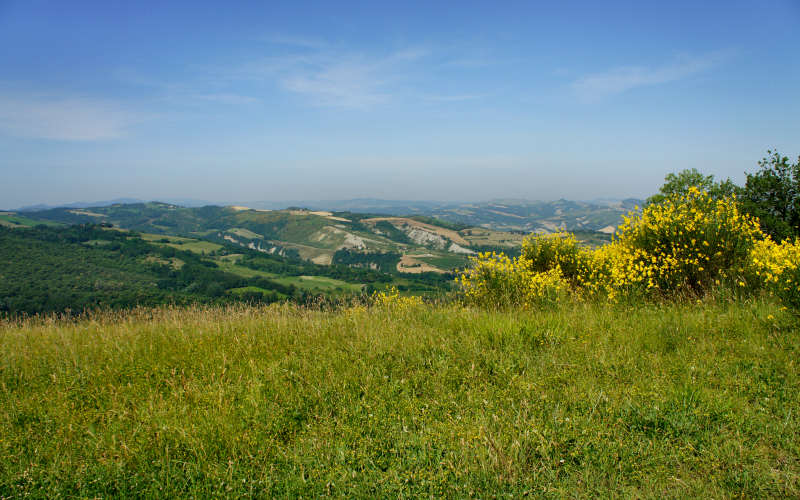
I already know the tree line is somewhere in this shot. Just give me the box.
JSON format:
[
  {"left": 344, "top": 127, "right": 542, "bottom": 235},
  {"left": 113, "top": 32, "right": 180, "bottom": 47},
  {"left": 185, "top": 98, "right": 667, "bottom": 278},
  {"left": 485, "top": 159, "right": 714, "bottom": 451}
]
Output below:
[{"left": 648, "top": 150, "right": 799, "bottom": 241}]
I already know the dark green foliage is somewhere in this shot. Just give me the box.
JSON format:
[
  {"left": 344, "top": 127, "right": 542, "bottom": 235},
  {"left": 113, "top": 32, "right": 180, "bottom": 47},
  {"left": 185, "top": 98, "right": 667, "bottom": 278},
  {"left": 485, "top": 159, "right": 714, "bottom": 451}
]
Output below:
[
  {"left": 0, "top": 221, "right": 460, "bottom": 314},
  {"left": 0, "top": 226, "right": 298, "bottom": 315},
  {"left": 774, "top": 263, "right": 800, "bottom": 310},
  {"left": 520, "top": 232, "right": 589, "bottom": 284},
  {"left": 647, "top": 168, "right": 738, "bottom": 205},
  {"left": 31, "top": 202, "right": 229, "bottom": 234},
  {"left": 240, "top": 252, "right": 453, "bottom": 294},
  {"left": 647, "top": 150, "right": 799, "bottom": 241},
  {"left": 332, "top": 211, "right": 386, "bottom": 222},
  {"left": 332, "top": 249, "right": 402, "bottom": 273},
  {"left": 407, "top": 215, "right": 471, "bottom": 231},
  {"left": 392, "top": 271, "right": 456, "bottom": 291},
  {"left": 238, "top": 253, "right": 393, "bottom": 284},
  {"left": 740, "top": 150, "right": 800, "bottom": 241},
  {"left": 372, "top": 221, "right": 413, "bottom": 244}
]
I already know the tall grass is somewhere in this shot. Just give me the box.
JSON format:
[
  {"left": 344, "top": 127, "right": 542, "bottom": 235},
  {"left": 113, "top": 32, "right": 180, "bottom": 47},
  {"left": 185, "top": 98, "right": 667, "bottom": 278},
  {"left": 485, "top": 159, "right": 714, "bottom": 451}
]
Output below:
[{"left": 1, "top": 300, "right": 798, "bottom": 497}]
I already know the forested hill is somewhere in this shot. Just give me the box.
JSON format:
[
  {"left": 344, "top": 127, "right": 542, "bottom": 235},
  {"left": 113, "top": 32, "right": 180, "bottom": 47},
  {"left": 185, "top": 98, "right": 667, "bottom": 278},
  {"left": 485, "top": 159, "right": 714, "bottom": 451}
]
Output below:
[
  {"left": 0, "top": 225, "right": 295, "bottom": 314},
  {"left": 0, "top": 225, "right": 453, "bottom": 315},
  {"left": 17, "top": 203, "right": 531, "bottom": 273}
]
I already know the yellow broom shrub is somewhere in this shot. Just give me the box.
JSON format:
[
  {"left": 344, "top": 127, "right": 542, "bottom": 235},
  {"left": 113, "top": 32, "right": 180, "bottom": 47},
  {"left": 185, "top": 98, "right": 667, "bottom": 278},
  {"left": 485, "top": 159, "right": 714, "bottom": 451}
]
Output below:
[{"left": 460, "top": 187, "right": 800, "bottom": 309}]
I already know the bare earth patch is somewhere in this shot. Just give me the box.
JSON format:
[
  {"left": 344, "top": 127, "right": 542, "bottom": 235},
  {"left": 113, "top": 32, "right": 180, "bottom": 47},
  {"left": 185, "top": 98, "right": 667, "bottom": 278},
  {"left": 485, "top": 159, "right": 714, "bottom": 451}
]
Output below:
[
  {"left": 68, "top": 209, "right": 105, "bottom": 217},
  {"left": 397, "top": 255, "right": 444, "bottom": 274},
  {"left": 229, "top": 206, "right": 271, "bottom": 212},
  {"left": 325, "top": 216, "right": 352, "bottom": 222},
  {"left": 311, "top": 254, "right": 333, "bottom": 265},
  {"left": 362, "top": 217, "right": 470, "bottom": 246}
]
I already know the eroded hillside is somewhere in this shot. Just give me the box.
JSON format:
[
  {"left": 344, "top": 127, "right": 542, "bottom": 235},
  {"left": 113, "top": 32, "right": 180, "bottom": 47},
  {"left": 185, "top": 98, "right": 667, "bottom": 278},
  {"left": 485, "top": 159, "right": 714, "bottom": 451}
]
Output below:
[{"left": 22, "top": 204, "right": 529, "bottom": 273}]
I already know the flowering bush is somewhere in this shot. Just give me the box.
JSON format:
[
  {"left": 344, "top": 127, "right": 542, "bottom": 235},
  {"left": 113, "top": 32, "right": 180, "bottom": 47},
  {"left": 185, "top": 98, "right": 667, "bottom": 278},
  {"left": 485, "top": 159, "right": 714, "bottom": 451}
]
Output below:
[
  {"left": 459, "top": 251, "right": 568, "bottom": 308},
  {"left": 519, "top": 232, "right": 593, "bottom": 286},
  {"left": 459, "top": 187, "right": 800, "bottom": 309},
  {"left": 611, "top": 187, "right": 763, "bottom": 295},
  {"left": 751, "top": 238, "right": 800, "bottom": 308}
]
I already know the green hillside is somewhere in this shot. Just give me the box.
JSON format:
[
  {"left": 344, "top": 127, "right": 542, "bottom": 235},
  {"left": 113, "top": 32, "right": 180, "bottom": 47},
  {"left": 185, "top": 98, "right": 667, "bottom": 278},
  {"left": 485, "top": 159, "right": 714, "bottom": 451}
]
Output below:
[
  {"left": 423, "top": 198, "right": 641, "bottom": 233},
  {"left": 260, "top": 198, "right": 643, "bottom": 234},
  {"left": 0, "top": 226, "right": 307, "bottom": 314},
  {"left": 0, "top": 225, "right": 458, "bottom": 315},
  {"left": 0, "top": 213, "right": 62, "bottom": 228},
  {"left": 21, "top": 204, "right": 530, "bottom": 273}
]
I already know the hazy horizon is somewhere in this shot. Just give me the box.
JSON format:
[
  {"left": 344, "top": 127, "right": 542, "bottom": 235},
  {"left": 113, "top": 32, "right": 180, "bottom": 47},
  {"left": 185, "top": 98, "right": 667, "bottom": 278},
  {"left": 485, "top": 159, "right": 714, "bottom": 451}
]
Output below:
[
  {"left": 8, "top": 194, "right": 648, "bottom": 213},
  {"left": 2, "top": 1, "right": 798, "bottom": 208},
  {"left": 7, "top": 187, "right": 649, "bottom": 212}
]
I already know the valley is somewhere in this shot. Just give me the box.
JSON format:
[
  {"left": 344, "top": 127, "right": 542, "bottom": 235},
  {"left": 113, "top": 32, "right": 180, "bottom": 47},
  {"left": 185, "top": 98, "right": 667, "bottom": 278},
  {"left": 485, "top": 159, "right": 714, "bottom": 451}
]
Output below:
[
  {"left": 10, "top": 197, "right": 623, "bottom": 273},
  {"left": 1, "top": 200, "right": 623, "bottom": 315},
  {"left": 16, "top": 202, "right": 531, "bottom": 274}
]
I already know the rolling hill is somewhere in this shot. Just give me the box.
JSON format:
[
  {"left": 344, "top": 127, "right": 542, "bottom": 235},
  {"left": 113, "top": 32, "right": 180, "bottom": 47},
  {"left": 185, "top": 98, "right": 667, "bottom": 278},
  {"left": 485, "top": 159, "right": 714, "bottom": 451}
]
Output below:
[
  {"left": 244, "top": 198, "right": 643, "bottom": 234},
  {"left": 15, "top": 197, "right": 643, "bottom": 235},
  {"left": 0, "top": 225, "right": 295, "bottom": 314},
  {"left": 0, "top": 222, "right": 459, "bottom": 315},
  {"left": 17, "top": 203, "right": 528, "bottom": 273}
]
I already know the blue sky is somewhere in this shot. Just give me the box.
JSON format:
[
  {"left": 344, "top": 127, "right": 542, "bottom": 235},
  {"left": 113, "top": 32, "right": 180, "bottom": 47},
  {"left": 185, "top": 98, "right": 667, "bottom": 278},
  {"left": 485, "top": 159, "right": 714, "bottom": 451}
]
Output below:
[{"left": 1, "top": 0, "right": 798, "bottom": 208}]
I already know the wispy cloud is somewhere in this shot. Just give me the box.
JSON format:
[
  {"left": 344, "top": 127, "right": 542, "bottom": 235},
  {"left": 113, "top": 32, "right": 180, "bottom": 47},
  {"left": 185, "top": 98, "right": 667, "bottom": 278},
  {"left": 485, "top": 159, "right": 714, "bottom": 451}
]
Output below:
[
  {"left": 114, "top": 68, "right": 260, "bottom": 107},
  {"left": 279, "top": 54, "right": 401, "bottom": 107},
  {"left": 240, "top": 49, "right": 428, "bottom": 107},
  {"left": 572, "top": 52, "right": 732, "bottom": 101},
  {"left": 124, "top": 39, "right": 491, "bottom": 109},
  {"left": 0, "top": 93, "right": 139, "bottom": 140},
  {"left": 239, "top": 44, "right": 470, "bottom": 108}
]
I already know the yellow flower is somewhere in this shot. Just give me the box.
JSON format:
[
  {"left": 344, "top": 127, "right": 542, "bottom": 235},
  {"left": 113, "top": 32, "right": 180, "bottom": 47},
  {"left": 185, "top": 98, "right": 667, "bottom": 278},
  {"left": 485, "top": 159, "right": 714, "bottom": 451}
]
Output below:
[{"left": 458, "top": 187, "right": 799, "bottom": 308}]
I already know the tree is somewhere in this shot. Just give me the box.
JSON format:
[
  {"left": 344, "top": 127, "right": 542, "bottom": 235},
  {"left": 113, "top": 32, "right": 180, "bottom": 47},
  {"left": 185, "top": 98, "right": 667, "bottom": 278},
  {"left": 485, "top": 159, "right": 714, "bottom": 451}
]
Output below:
[
  {"left": 647, "top": 168, "right": 738, "bottom": 205},
  {"left": 739, "top": 150, "right": 800, "bottom": 241}
]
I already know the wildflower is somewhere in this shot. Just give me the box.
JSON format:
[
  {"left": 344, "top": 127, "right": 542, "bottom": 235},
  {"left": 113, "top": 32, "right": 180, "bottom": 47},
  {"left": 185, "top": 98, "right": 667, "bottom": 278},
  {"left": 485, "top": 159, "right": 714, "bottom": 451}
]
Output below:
[{"left": 458, "top": 187, "right": 799, "bottom": 309}]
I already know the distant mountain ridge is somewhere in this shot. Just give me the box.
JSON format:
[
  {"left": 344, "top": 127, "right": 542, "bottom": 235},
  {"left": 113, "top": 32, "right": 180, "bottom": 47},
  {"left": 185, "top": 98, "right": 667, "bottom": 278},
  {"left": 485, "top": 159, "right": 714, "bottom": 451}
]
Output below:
[
  {"left": 16, "top": 197, "right": 642, "bottom": 234},
  {"left": 245, "top": 198, "right": 643, "bottom": 234},
  {"left": 15, "top": 198, "right": 215, "bottom": 212}
]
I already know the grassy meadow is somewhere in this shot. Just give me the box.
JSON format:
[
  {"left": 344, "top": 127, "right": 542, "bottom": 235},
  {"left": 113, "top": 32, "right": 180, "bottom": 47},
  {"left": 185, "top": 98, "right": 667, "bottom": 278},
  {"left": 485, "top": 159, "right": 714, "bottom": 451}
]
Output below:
[
  {"left": 1, "top": 299, "right": 798, "bottom": 497},
  {"left": 0, "top": 214, "right": 62, "bottom": 229}
]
